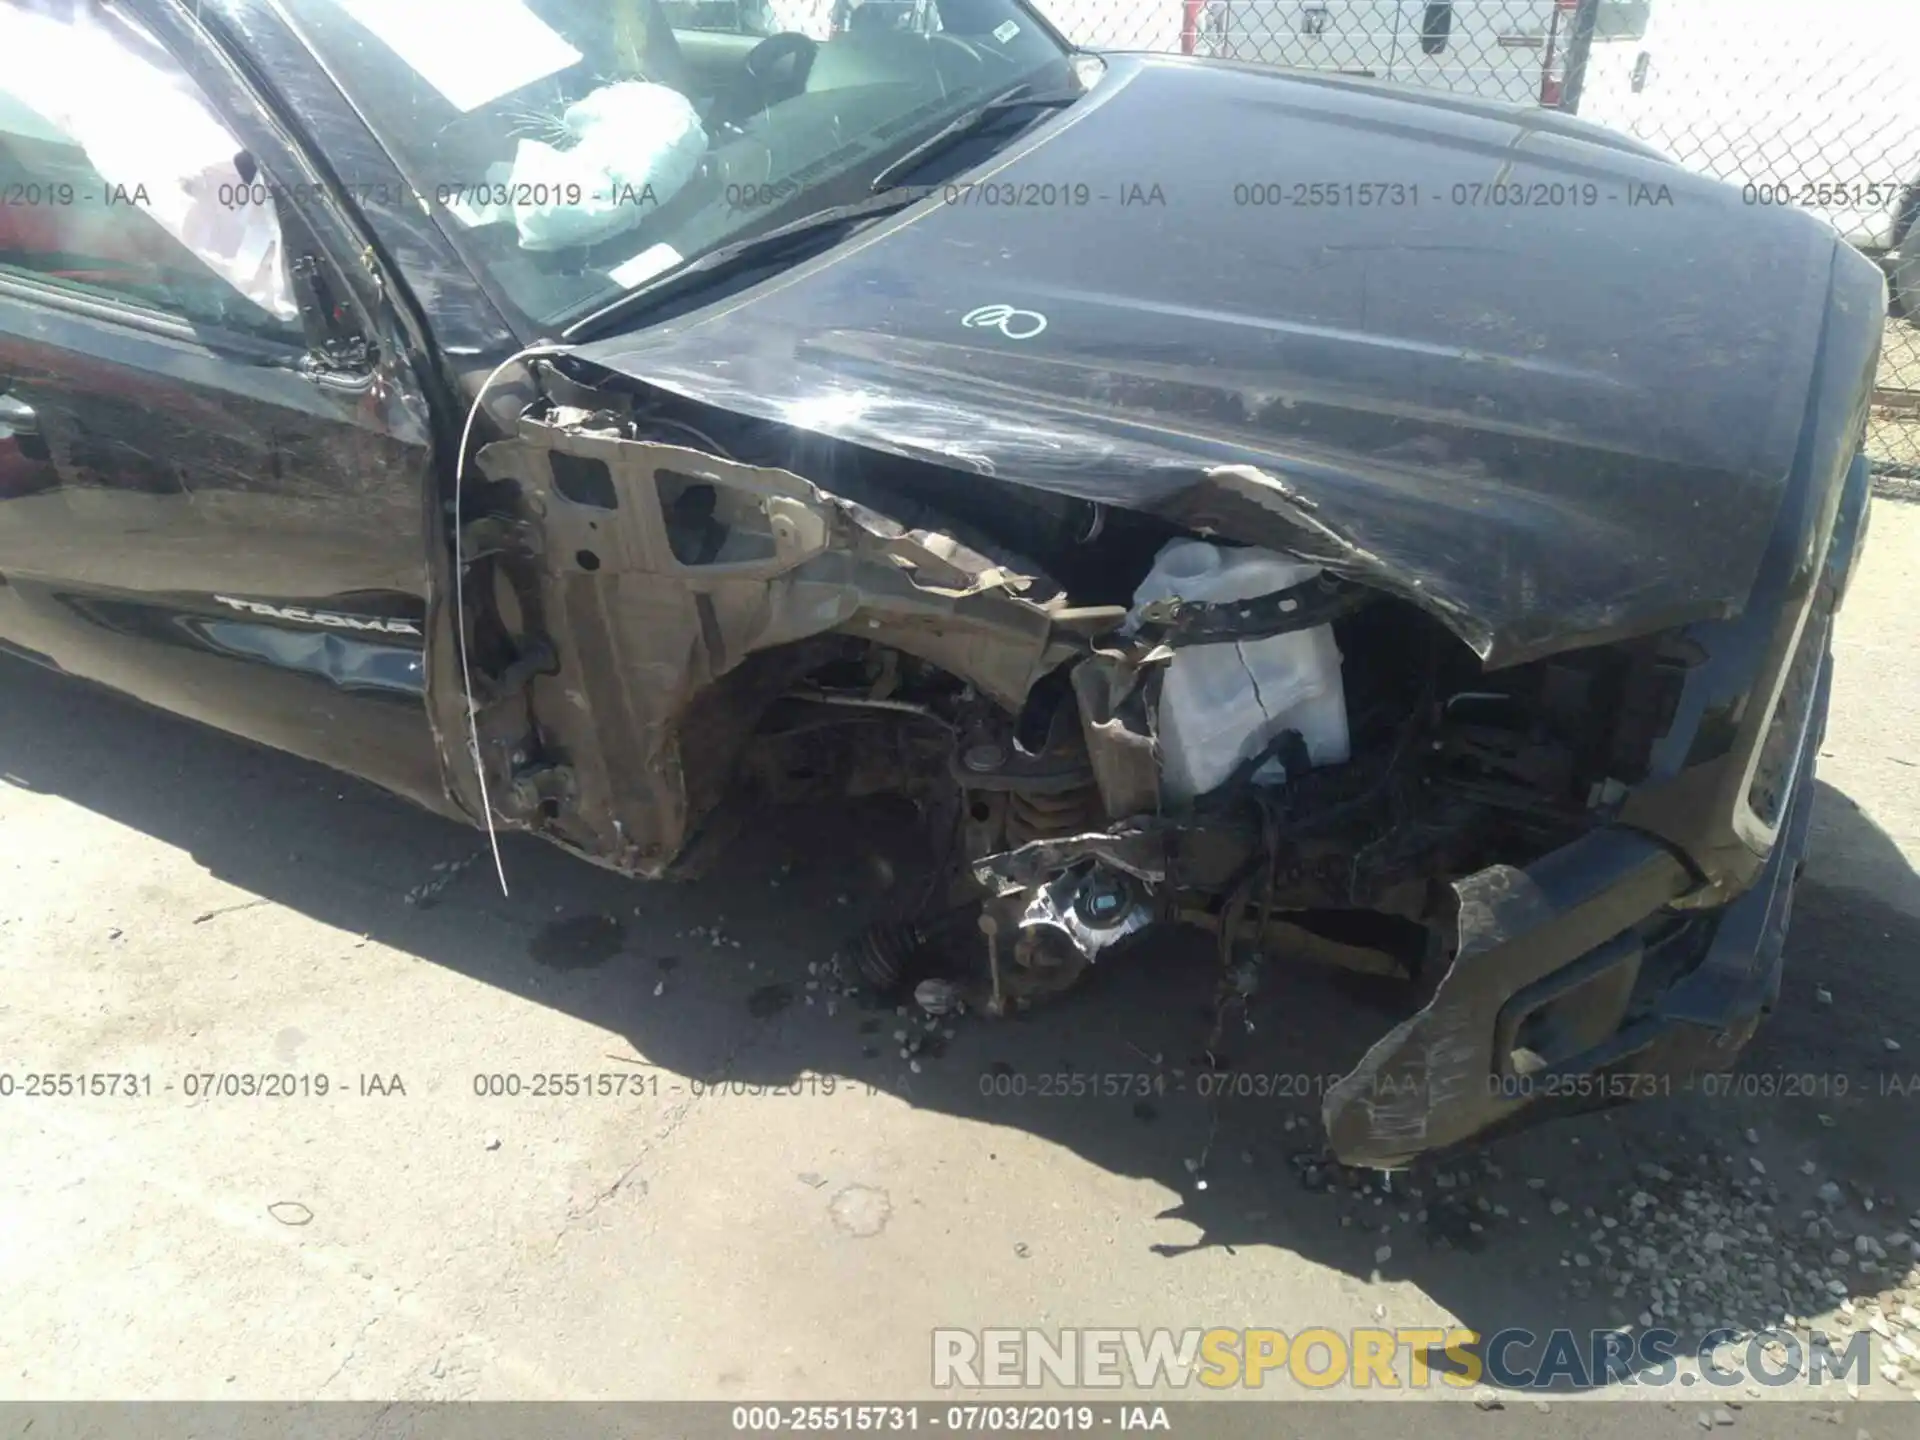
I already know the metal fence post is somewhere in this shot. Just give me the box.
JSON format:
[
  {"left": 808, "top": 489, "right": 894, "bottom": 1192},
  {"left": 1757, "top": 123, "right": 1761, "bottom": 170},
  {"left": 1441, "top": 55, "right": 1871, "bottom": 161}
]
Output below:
[
  {"left": 1180, "top": 0, "right": 1203, "bottom": 54},
  {"left": 1557, "top": 0, "right": 1600, "bottom": 112}
]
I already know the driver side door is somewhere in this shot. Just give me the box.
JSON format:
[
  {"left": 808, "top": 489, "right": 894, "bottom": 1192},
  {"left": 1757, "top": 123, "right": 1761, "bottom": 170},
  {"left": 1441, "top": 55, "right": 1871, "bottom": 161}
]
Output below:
[{"left": 0, "top": 0, "right": 446, "bottom": 811}]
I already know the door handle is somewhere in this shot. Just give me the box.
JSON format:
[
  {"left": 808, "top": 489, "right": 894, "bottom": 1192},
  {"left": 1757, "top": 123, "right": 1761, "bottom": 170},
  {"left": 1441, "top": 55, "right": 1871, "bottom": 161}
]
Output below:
[{"left": 0, "top": 390, "right": 36, "bottom": 439}]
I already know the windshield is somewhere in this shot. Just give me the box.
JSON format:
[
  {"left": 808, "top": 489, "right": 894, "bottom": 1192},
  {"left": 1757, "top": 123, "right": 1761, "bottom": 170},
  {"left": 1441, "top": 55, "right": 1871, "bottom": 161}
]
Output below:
[{"left": 277, "top": 0, "right": 1076, "bottom": 327}]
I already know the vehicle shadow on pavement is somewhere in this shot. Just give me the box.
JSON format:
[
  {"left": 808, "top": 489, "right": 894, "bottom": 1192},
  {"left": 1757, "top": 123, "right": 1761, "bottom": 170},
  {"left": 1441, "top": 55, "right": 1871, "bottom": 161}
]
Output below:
[{"left": 4, "top": 654, "right": 1918, "bottom": 1394}]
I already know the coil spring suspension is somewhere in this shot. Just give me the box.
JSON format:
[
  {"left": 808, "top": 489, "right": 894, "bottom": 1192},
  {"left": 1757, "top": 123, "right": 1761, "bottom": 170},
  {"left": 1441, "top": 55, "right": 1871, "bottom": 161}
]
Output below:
[{"left": 1005, "top": 784, "right": 1102, "bottom": 846}]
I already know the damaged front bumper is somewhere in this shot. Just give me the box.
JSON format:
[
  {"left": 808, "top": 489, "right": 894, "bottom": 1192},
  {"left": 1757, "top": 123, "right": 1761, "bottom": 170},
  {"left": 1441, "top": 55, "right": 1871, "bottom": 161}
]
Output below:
[
  {"left": 1319, "top": 431, "right": 1863, "bottom": 1167},
  {"left": 1325, "top": 654, "right": 1825, "bottom": 1168},
  {"left": 966, "top": 436, "right": 1859, "bottom": 1169}
]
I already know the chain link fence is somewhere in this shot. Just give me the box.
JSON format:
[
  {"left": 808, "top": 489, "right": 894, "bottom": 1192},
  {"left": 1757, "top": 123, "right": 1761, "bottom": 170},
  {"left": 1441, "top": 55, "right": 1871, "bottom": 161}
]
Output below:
[{"left": 1024, "top": 0, "right": 1920, "bottom": 473}]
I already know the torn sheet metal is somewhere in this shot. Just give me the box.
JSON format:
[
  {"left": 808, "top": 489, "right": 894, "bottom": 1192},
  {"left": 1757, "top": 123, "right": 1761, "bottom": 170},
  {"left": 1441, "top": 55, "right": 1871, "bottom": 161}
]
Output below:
[
  {"left": 471, "top": 410, "right": 1081, "bottom": 875},
  {"left": 566, "top": 53, "right": 1871, "bottom": 669},
  {"left": 1068, "top": 656, "right": 1160, "bottom": 821},
  {"left": 972, "top": 826, "right": 1168, "bottom": 891}
]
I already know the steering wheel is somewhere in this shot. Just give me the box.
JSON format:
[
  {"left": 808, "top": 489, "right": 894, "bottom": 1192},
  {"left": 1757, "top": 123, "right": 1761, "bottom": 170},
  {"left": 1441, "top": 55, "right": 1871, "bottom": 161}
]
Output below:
[{"left": 736, "top": 31, "right": 819, "bottom": 110}]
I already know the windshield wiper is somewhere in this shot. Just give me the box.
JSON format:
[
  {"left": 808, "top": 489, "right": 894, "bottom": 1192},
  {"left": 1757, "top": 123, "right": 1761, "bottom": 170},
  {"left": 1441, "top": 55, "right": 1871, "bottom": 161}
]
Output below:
[
  {"left": 867, "top": 83, "right": 1082, "bottom": 195},
  {"left": 563, "top": 188, "right": 925, "bottom": 342}
]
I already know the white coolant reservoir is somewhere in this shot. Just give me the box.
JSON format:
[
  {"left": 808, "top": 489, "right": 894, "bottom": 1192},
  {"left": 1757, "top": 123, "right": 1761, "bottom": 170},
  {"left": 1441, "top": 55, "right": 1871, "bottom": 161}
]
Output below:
[{"left": 1131, "top": 538, "right": 1351, "bottom": 804}]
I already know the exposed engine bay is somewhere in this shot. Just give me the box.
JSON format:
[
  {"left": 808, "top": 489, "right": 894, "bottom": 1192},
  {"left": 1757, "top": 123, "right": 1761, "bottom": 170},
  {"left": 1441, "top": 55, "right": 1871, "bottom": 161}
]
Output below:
[
  {"left": 460, "top": 360, "right": 1712, "bottom": 1168},
  {"left": 746, "top": 533, "right": 1674, "bottom": 1022}
]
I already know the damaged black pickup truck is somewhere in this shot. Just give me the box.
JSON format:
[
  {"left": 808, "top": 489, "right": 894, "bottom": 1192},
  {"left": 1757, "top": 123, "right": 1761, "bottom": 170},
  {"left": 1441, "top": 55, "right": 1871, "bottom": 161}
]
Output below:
[{"left": 0, "top": 0, "right": 1884, "bottom": 1166}]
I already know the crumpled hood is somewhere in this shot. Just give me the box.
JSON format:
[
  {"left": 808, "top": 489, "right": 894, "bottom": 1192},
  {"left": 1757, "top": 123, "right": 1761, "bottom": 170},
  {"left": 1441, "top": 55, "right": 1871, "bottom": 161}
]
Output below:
[{"left": 573, "top": 53, "right": 1874, "bottom": 666}]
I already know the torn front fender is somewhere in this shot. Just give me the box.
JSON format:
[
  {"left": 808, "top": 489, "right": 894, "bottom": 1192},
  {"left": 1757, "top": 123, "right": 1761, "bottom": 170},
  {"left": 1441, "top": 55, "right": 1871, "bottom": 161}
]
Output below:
[{"left": 463, "top": 400, "right": 1083, "bottom": 875}]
